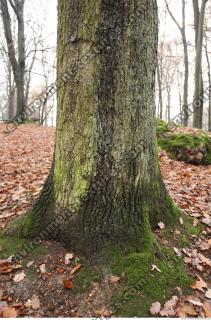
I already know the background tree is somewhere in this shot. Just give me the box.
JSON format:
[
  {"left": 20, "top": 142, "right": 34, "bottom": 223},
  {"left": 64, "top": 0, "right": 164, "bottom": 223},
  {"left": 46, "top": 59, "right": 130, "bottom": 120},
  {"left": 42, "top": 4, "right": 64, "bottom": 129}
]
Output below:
[
  {"left": 0, "top": 0, "right": 25, "bottom": 116},
  {"left": 15, "top": 0, "right": 179, "bottom": 255},
  {"left": 192, "top": 0, "right": 208, "bottom": 128},
  {"left": 165, "top": 0, "right": 189, "bottom": 126}
]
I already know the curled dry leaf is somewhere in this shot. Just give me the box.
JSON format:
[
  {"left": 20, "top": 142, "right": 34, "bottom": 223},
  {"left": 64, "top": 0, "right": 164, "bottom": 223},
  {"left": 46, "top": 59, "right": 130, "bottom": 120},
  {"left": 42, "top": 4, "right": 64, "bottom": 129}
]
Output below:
[
  {"left": 150, "top": 301, "right": 161, "bottom": 315},
  {"left": 13, "top": 271, "right": 25, "bottom": 283},
  {"left": 26, "top": 260, "right": 34, "bottom": 268},
  {"left": 202, "top": 217, "right": 211, "bottom": 227},
  {"left": 191, "top": 275, "right": 207, "bottom": 292},
  {"left": 185, "top": 296, "right": 203, "bottom": 306},
  {"left": 65, "top": 253, "right": 74, "bottom": 265}
]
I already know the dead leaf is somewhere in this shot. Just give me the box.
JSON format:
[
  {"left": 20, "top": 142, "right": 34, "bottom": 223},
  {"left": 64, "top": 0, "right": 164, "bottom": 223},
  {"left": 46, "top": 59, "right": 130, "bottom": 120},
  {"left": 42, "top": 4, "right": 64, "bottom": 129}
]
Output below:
[
  {"left": 202, "top": 217, "right": 211, "bottom": 226},
  {"left": 95, "top": 309, "right": 112, "bottom": 317},
  {"left": 185, "top": 296, "right": 203, "bottom": 306},
  {"left": 13, "top": 271, "right": 25, "bottom": 283},
  {"left": 0, "top": 306, "right": 18, "bottom": 318},
  {"left": 150, "top": 301, "right": 161, "bottom": 315},
  {"left": 174, "top": 247, "right": 182, "bottom": 256},
  {"left": 160, "top": 296, "right": 178, "bottom": 316},
  {"left": 205, "top": 289, "right": 211, "bottom": 300},
  {"left": 70, "top": 263, "right": 81, "bottom": 275},
  {"left": 179, "top": 217, "right": 184, "bottom": 225},
  {"left": 39, "top": 264, "right": 46, "bottom": 273},
  {"left": 26, "top": 260, "right": 34, "bottom": 268},
  {"left": 63, "top": 279, "right": 74, "bottom": 289},
  {"left": 0, "top": 289, "right": 3, "bottom": 301},
  {"left": 25, "top": 295, "right": 40, "bottom": 310},
  {"left": 158, "top": 222, "right": 165, "bottom": 229},
  {"left": 110, "top": 275, "right": 121, "bottom": 283},
  {"left": 176, "top": 303, "right": 197, "bottom": 317},
  {"left": 65, "top": 253, "right": 74, "bottom": 265},
  {"left": 203, "top": 300, "right": 211, "bottom": 317},
  {"left": 191, "top": 275, "right": 207, "bottom": 292}
]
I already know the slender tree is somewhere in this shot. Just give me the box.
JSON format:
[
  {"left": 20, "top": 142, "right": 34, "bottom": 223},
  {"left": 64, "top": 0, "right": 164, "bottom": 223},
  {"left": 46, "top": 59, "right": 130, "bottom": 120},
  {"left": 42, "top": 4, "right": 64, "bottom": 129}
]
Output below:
[
  {"left": 165, "top": 0, "right": 189, "bottom": 126},
  {"left": 192, "top": 0, "right": 208, "bottom": 128},
  {"left": 15, "top": 0, "right": 179, "bottom": 255},
  {"left": 0, "top": 0, "right": 25, "bottom": 116}
]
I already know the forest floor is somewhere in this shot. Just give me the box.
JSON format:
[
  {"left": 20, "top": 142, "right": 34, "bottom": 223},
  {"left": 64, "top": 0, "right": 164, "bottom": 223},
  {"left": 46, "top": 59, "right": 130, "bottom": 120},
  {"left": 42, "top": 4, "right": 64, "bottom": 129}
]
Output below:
[{"left": 0, "top": 124, "right": 210, "bottom": 318}]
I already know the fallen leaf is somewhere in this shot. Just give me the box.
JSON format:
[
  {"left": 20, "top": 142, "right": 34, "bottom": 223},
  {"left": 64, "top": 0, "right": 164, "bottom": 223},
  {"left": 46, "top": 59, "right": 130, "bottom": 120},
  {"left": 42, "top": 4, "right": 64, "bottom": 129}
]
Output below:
[
  {"left": 70, "top": 263, "right": 81, "bottom": 275},
  {"left": 25, "top": 295, "right": 40, "bottom": 310},
  {"left": 185, "top": 296, "right": 203, "bottom": 306},
  {"left": 158, "top": 222, "right": 165, "bottom": 229},
  {"left": 13, "top": 271, "right": 25, "bottom": 283},
  {"left": 203, "top": 300, "right": 211, "bottom": 317},
  {"left": 160, "top": 296, "right": 178, "bottom": 316},
  {"left": 150, "top": 301, "right": 161, "bottom": 315},
  {"left": 179, "top": 217, "right": 184, "bottom": 225},
  {"left": 0, "top": 306, "right": 18, "bottom": 318},
  {"left": 110, "top": 275, "right": 121, "bottom": 283},
  {"left": 39, "top": 264, "right": 46, "bottom": 273},
  {"left": 0, "top": 289, "right": 3, "bottom": 300},
  {"left": 191, "top": 275, "right": 207, "bottom": 292},
  {"left": 176, "top": 303, "right": 197, "bottom": 317},
  {"left": 95, "top": 309, "right": 112, "bottom": 317},
  {"left": 205, "top": 289, "right": 211, "bottom": 300},
  {"left": 174, "top": 247, "right": 182, "bottom": 256},
  {"left": 26, "top": 260, "right": 34, "bottom": 268},
  {"left": 65, "top": 253, "right": 74, "bottom": 265},
  {"left": 63, "top": 279, "right": 74, "bottom": 289},
  {"left": 202, "top": 217, "right": 211, "bottom": 226}
]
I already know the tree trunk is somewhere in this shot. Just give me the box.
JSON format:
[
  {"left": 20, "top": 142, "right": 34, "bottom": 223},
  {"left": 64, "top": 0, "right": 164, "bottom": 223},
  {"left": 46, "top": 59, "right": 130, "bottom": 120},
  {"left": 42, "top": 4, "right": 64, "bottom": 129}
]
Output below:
[
  {"left": 182, "top": 30, "right": 189, "bottom": 126},
  {"left": 192, "top": 0, "right": 207, "bottom": 128},
  {"left": 18, "top": 0, "right": 179, "bottom": 255},
  {"left": 156, "top": 58, "right": 163, "bottom": 120},
  {"left": 205, "top": 36, "right": 211, "bottom": 131}
]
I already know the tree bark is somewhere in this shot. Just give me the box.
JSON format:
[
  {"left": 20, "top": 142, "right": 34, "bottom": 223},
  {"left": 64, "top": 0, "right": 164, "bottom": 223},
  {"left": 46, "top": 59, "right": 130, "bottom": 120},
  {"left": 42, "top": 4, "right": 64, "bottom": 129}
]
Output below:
[
  {"left": 18, "top": 0, "right": 179, "bottom": 255},
  {"left": 156, "top": 58, "right": 163, "bottom": 119}
]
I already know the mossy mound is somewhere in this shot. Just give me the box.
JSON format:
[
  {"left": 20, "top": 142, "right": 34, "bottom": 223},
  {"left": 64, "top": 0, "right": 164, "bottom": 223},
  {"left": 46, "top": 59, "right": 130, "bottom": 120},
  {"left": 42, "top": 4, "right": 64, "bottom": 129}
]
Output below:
[{"left": 156, "top": 119, "right": 211, "bottom": 165}]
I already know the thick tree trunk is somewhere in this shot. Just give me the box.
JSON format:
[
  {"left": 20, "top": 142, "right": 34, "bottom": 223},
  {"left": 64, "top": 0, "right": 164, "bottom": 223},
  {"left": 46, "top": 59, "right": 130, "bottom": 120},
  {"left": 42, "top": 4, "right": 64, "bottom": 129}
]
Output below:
[
  {"left": 19, "top": 0, "right": 178, "bottom": 255},
  {"left": 156, "top": 58, "right": 163, "bottom": 119}
]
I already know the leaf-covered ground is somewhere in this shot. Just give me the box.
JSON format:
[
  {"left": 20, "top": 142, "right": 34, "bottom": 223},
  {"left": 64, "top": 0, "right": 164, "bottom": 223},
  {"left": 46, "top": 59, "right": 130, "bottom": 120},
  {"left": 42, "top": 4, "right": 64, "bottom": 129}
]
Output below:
[{"left": 0, "top": 124, "right": 210, "bottom": 317}]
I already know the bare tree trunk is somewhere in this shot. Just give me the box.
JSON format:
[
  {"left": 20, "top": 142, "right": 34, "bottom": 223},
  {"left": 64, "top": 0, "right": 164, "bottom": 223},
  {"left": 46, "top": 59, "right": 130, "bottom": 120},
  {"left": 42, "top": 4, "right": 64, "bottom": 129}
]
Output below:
[
  {"left": 165, "top": 0, "right": 189, "bottom": 126},
  {"left": 205, "top": 34, "right": 211, "bottom": 131},
  {"left": 0, "top": 0, "right": 25, "bottom": 116},
  {"left": 17, "top": 0, "right": 179, "bottom": 255},
  {"left": 192, "top": 0, "right": 208, "bottom": 128},
  {"left": 156, "top": 58, "right": 163, "bottom": 119}
]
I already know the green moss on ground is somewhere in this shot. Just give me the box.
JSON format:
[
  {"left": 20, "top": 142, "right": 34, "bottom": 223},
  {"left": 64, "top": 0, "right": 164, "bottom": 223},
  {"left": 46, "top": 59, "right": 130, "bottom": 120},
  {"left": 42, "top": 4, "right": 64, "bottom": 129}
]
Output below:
[
  {"left": 73, "top": 267, "right": 100, "bottom": 294},
  {"left": 110, "top": 246, "right": 192, "bottom": 317},
  {"left": 0, "top": 230, "right": 47, "bottom": 260},
  {"left": 156, "top": 119, "right": 211, "bottom": 165}
]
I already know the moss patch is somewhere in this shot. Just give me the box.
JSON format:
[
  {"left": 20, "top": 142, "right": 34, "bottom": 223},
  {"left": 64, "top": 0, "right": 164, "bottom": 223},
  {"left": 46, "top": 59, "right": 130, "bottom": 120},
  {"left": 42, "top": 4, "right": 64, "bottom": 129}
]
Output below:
[
  {"left": 156, "top": 119, "right": 211, "bottom": 165},
  {"left": 73, "top": 267, "right": 100, "bottom": 294},
  {"left": 110, "top": 246, "right": 192, "bottom": 317}
]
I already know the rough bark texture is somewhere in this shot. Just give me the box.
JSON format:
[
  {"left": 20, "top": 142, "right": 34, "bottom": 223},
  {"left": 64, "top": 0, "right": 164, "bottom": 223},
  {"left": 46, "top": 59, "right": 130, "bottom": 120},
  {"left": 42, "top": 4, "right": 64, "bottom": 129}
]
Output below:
[{"left": 18, "top": 0, "right": 179, "bottom": 255}]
